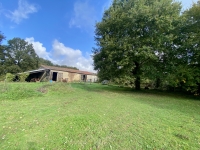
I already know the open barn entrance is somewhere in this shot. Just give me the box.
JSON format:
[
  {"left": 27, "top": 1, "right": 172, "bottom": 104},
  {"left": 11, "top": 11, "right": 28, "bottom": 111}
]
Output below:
[
  {"left": 26, "top": 72, "right": 44, "bottom": 82},
  {"left": 52, "top": 72, "right": 58, "bottom": 81},
  {"left": 23, "top": 69, "right": 48, "bottom": 82},
  {"left": 81, "top": 74, "right": 87, "bottom": 81}
]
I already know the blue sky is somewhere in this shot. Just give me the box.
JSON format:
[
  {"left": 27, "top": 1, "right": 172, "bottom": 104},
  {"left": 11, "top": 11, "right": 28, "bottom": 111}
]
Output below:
[{"left": 0, "top": 0, "right": 198, "bottom": 72}]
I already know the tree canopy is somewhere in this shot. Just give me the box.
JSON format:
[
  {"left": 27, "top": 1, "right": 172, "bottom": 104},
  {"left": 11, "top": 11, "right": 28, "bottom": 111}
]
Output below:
[
  {"left": 181, "top": 1, "right": 200, "bottom": 93},
  {"left": 3, "top": 38, "right": 39, "bottom": 74},
  {"left": 93, "top": 0, "right": 182, "bottom": 90},
  {"left": 93, "top": 0, "right": 200, "bottom": 93}
]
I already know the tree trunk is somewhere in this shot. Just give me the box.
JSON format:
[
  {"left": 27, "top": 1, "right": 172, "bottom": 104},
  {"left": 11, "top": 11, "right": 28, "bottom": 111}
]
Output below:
[
  {"left": 135, "top": 76, "right": 141, "bottom": 90},
  {"left": 155, "top": 77, "right": 161, "bottom": 89},
  {"left": 134, "top": 62, "right": 141, "bottom": 90}
]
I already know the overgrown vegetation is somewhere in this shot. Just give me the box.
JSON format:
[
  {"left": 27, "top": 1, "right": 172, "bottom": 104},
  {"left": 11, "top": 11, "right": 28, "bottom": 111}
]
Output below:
[
  {"left": 0, "top": 82, "right": 199, "bottom": 149},
  {"left": 17, "top": 73, "right": 30, "bottom": 82},
  {"left": 5, "top": 73, "right": 15, "bottom": 82},
  {"left": 0, "top": 82, "right": 44, "bottom": 100}
]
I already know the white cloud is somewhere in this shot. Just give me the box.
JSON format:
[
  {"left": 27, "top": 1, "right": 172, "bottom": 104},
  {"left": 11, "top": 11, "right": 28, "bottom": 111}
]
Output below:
[
  {"left": 69, "top": 0, "right": 97, "bottom": 31},
  {"left": 6, "top": 0, "right": 38, "bottom": 24},
  {"left": 25, "top": 37, "right": 47, "bottom": 57},
  {"left": 52, "top": 40, "right": 82, "bottom": 59},
  {"left": 25, "top": 37, "right": 53, "bottom": 62},
  {"left": 52, "top": 40, "right": 94, "bottom": 72},
  {"left": 26, "top": 37, "right": 95, "bottom": 72}
]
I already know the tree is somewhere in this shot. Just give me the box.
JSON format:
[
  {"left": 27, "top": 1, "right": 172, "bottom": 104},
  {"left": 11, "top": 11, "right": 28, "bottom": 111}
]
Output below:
[
  {"left": 150, "top": 1, "right": 200, "bottom": 93},
  {"left": 4, "top": 38, "right": 39, "bottom": 74},
  {"left": 0, "top": 32, "right": 6, "bottom": 76},
  {"left": 183, "top": 1, "right": 200, "bottom": 67},
  {"left": 177, "top": 1, "right": 200, "bottom": 93},
  {"left": 93, "top": 0, "right": 182, "bottom": 90}
]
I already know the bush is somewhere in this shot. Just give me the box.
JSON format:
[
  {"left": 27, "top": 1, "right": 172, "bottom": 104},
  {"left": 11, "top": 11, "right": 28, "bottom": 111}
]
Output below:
[
  {"left": 6, "top": 73, "right": 15, "bottom": 82},
  {"left": 0, "top": 74, "right": 6, "bottom": 81},
  {"left": 18, "top": 73, "right": 29, "bottom": 82}
]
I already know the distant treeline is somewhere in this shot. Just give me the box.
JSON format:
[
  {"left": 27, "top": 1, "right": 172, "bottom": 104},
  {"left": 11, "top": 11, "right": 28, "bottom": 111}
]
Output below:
[
  {"left": 0, "top": 36, "right": 78, "bottom": 79},
  {"left": 39, "top": 58, "right": 79, "bottom": 70}
]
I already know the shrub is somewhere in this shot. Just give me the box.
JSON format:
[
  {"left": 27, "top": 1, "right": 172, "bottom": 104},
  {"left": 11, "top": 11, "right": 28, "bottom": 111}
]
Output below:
[
  {"left": 18, "top": 73, "right": 29, "bottom": 82},
  {"left": 0, "top": 74, "right": 6, "bottom": 81},
  {"left": 6, "top": 73, "right": 15, "bottom": 82}
]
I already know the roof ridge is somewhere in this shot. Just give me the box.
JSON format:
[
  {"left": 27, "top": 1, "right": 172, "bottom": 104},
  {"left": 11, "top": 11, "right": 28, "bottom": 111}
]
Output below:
[{"left": 40, "top": 65, "right": 95, "bottom": 75}]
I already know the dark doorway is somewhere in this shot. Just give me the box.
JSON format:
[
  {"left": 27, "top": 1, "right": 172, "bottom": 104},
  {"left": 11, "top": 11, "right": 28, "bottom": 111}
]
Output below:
[
  {"left": 52, "top": 72, "right": 58, "bottom": 81},
  {"left": 25, "top": 72, "right": 45, "bottom": 82},
  {"left": 81, "top": 74, "right": 87, "bottom": 81}
]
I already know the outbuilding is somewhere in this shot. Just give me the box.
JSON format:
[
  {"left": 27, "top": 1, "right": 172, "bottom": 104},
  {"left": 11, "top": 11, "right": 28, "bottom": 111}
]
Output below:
[{"left": 25, "top": 65, "right": 98, "bottom": 82}]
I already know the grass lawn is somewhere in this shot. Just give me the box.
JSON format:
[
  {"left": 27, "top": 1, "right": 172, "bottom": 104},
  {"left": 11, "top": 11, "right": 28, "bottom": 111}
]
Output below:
[{"left": 0, "top": 82, "right": 200, "bottom": 149}]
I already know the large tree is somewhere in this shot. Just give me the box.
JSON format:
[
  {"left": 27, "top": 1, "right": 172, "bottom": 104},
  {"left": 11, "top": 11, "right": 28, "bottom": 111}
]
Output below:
[
  {"left": 4, "top": 38, "right": 39, "bottom": 74},
  {"left": 93, "top": 0, "right": 182, "bottom": 90}
]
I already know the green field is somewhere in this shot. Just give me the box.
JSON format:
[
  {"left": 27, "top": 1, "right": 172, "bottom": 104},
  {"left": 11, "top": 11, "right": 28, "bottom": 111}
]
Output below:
[{"left": 0, "top": 82, "right": 200, "bottom": 149}]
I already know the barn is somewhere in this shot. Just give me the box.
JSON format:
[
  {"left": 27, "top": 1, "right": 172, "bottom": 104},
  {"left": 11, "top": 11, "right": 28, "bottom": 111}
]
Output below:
[{"left": 25, "top": 65, "right": 98, "bottom": 82}]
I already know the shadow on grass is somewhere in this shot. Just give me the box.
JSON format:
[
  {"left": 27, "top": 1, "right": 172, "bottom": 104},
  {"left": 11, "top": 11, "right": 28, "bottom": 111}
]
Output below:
[
  {"left": 8, "top": 82, "right": 196, "bottom": 115},
  {"left": 71, "top": 83, "right": 200, "bottom": 118},
  {"left": 71, "top": 83, "right": 200, "bottom": 101}
]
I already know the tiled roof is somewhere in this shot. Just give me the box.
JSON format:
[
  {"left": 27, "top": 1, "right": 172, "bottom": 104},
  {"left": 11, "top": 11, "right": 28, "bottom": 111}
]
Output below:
[{"left": 40, "top": 65, "right": 96, "bottom": 75}]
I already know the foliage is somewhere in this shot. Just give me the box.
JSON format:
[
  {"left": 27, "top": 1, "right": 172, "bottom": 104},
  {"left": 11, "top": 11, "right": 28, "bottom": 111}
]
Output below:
[
  {"left": 6, "top": 73, "right": 15, "bottom": 82},
  {"left": 18, "top": 72, "right": 30, "bottom": 82},
  {"left": 173, "top": 1, "right": 200, "bottom": 93},
  {"left": 0, "top": 74, "right": 6, "bottom": 81},
  {"left": 93, "top": 0, "right": 182, "bottom": 90},
  {"left": 93, "top": 0, "right": 200, "bottom": 93},
  {"left": 3, "top": 38, "right": 39, "bottom": 74}
]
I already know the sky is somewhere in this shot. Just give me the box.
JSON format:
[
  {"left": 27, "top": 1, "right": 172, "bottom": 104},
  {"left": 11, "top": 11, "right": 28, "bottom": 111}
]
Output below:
[{"left": 0, "top": 0, "right": 198, "bottom": 72}]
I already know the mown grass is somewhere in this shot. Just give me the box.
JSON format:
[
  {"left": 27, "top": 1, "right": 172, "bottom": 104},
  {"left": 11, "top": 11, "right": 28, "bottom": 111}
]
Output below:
[{"left": 0, "top": 82, "right": 200, "bottom": 149}]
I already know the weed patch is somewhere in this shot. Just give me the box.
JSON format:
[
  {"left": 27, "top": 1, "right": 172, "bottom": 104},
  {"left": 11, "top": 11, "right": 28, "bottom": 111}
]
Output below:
[{"left": 0, "top": 83, "right": 44, "bottom": 100}]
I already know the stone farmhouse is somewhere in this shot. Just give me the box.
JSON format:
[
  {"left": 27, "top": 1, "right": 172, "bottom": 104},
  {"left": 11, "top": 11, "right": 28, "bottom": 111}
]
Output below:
[{"left": 25, "top": 65, "right": 98, "bottom": 82}]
